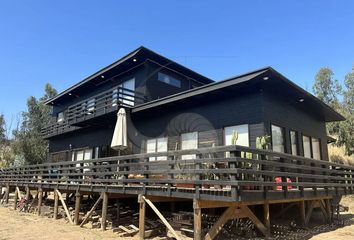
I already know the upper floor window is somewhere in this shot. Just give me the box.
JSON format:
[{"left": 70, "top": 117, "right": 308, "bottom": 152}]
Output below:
[
  {"left": 290, "top": 130, "right": 298, "bottom": 155},
  {"left": 158, "top": 72, "right": 181, "bottom": 88},
  {"left": 146, "top": 137, "right": 168, "bottom": 161},
  {"left": 271, "top": 125, "right": 285, "bottom": 153},
  {"left": 57, "top": 111, "right": 65, "bottom": 123}
]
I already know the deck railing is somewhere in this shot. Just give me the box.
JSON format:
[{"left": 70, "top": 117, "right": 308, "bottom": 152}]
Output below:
[
  {"left": 1, "top": 145, "right": 353, "bottom": 201},
  {"left": 41, "top": 120, "right": 80, "bottom": 138}
]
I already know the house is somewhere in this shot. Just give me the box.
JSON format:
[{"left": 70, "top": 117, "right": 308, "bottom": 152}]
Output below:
[{"left": 43, "top": 46, "right": 344, "bottom": 164}]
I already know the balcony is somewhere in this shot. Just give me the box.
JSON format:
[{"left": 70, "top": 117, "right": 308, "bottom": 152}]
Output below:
[
  {"left": 41, "top": 86, "right": 146, "bottom": 138},
  {"left": 66, "top": 86, "right": 146, "bottom": 126},
  {"left": 41, "top": 120, "right": 80, "bottom": 139}
]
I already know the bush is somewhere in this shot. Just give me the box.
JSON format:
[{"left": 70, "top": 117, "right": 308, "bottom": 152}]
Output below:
[{"left": 328, "top": 145, "right": 354, "bottom": 166}]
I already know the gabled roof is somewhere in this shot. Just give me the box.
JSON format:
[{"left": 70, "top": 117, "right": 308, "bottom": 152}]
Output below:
[
  {"left": 132, "top": 66, "right": 345, "bottom": 122},
  {"left": 45, "top": 46, "right": 213, "bottom": 105}
]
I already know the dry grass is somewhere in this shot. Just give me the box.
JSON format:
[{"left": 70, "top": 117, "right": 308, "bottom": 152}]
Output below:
[{"left": 328, "top": 145, "right": 354, "bottom": 166}]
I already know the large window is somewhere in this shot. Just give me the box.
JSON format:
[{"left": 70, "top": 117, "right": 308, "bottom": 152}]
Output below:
[
  {"left": 146, "top": 137, "right": 168, "bottom": 161},
  {"left": 290, "top": 130, "right": 298, "bottom": 155},
  {"left": 181, "top": 132, "right": 198, "bottom": 160},
  {"left": 158, "top": 72, "right": 181, "bottom": 88},
  {"left": 224, "top": 124, "right": 249, "bottom": 147},
  {"left": 302, "top": 135, "right": 311, "bottom": 158},
  {"left": 312, "top": 138, "right": 321, "bottom": 160},
  {"left": 271, "top": 125, "right": 285, "bottom": 153}
]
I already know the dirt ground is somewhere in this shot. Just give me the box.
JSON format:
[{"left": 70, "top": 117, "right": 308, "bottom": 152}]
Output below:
[
  {"left": 0, "top": 197, "right": 354, "bottom": 240},
  {"left": 0, "top": 207, "right": 136, "bottom": 240}
]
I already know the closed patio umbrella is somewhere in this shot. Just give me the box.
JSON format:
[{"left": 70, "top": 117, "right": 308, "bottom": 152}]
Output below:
[{"left": 111, "top": 108, "right": 128, "bottom": 151}]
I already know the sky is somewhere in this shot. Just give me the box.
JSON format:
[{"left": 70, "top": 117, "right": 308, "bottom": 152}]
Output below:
[{"left": 0, "top": 0, "right": 353, "bottom": 128}]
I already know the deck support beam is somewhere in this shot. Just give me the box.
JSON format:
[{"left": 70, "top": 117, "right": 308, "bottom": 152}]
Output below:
[
  {"left": 53, "top": 189, "right": 59, "bottom": 220},
  {"left": 101, "top": 192, "right": 109, "bottom": 231},
  {"left": 74, "top": 191, "right": 81, "bottom": 225},
  {"left": 80, "top": 193, "right": 103, "bottom": 227},
  {"left": 193, "top": 199, "right": 202, "bottom": 240},
  {"left": 205, "top": 205, "right": 267, "bottom": 240},
  {"left": 37, "top": 188, "right": 43, "bottom": 216},
  {"left": 263, "top": 202, "right": 270, "bottom": 237},
  {"left": 299, "top": 200, "right": 306, "bottom": 225},
  {"left": 138, "top": 195, "right": 146, "bottom": 240},
  {"left": 25, "top": 186, "right": 30, "bottom": 200},
  {"left": 56, "top": 189, "right": 74, "bottom": 224},
  {"left": 13, "top": 187, "right": 19, "bottom": 210},
  {"left": 5, "top": 184, "right": 10, "bottom": 204},
  {"left": 305, "top": 199, "right": 332, "bottom": 225}
]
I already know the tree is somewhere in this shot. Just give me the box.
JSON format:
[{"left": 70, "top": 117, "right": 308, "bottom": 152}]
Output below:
[
  {"left": 313, "top": 67, "right": 343, "bottom": 138},
  {"left": 0, "top": 114, "right": 5, "bottom": 144},
  {"left": 13, "top": 83, "right": 57, "bottom": 164},
  {"left": 340, "top": 66, "right": 354, "bottom": 155}
]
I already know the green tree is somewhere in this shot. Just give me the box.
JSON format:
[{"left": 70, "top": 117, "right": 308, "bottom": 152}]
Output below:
[
  {"left": 13, "top": 83, "right": 57, "bottom": 164},
  {"left": 340, "top": 66, "right": 354, "bottom": 155},
  {"left": 313, "top": 67, "right": 343, "bottom": 138},
  {"left": 0, "top": 114, "right": 5, "bottom": 144}
]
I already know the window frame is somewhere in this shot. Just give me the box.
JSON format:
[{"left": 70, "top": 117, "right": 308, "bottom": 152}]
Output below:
[
  {"left": 223, "top": 124, "right": 250, "bottom": 147},
  {"left": 57, "top": 111, "right": 65, "bottom": 123},
  {"left": 146, "top": 137, "right": 168, "bottom": 161},
  {"left": 311, "top": 137, "right": 322, "bottom": 160},
  {"left": 302, "top": 134, "right": 312, "bottom": 158}
]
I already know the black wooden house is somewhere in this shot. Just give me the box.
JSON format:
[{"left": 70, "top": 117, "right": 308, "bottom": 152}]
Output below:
[{"left": 43, "top": 46, "right": 344, "bottom": 164}]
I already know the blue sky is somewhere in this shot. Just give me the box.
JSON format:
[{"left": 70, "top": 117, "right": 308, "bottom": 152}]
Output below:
[{"left": 0, "top": 0, "right": 353, "bottom": 128}]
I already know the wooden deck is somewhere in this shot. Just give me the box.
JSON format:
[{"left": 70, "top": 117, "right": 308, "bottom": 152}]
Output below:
[{"left": 1, "top": 145, "right": 353, "bottom": 239}]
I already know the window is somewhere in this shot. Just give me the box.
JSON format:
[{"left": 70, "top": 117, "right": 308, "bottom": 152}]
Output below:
[
  {"left": 119, "top": 78, "right": 135, "bottom": 106},
  {"left": 290, "top": 131, "right": 298, "bottom": 155},
  {"left": 57, "top": 111, "right": 65, "bottom": 123},
  {"left": 72, "top": 148, "right": 93, "bottom": 172},
  {"left": 158, "top": 72, "right": 181, "bottom": 88},
  {"left": 86, "top": 99, "right": 95, "bottom": 114},
  {"left": 146, "top": 137, "right": 168, "bottom": 161},
  {"left": 302, "top": 135, "right": 311, "bottom": 158},
  {"left": 224, "top": 124, "right": 249, "bottom": 147},
  {"left": 181, "top": 132, "right": 198, "bottom": 160},
  {"left": 312, "top": 138, "right": 321, "bottom": 160},
  {"left": 271, "top": 125, "right": 285, "bottom": 153}
]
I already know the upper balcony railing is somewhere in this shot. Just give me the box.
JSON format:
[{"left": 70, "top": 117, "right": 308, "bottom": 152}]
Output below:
[
  {"left": 1, "top": 145, "right": 353, "bottom": 202},
  {"left": 41, "top": 86, "right": 147, "bottom": 138},
  {"left": 66, "top": 86, "right": 146, "bottom": 125}
]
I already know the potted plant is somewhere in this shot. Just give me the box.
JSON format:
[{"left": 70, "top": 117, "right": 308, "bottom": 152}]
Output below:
[
  {"left": 175, "top": 163, "right": 195, "bottom": 188},
  {"left": 201, "top": 162, "right": 219, "bottom": 189}
]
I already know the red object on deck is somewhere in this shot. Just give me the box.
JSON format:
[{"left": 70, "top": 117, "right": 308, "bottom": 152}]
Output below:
[{"left": 274, "top": 177, "right": 292, "bottom": 190}]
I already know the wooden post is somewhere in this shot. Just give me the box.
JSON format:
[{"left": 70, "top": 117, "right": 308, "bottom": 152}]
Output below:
[
  {"left": 116, "top": 200, "right": 121, "bottom": 224},
  {"left": 5, "top": 184, "right": 10, "bottom": 204},
  {"left": 193, "top": 199, "right": 202, "bottom": 240},
  {"left": 37, "top": 188, "right": 43, "bottom": 216},
  {"left": 138, "top": 195, "right": 146, "bottom": 240},
  {"left": 56, "top": 189, "right": 74, "bottom": 224},
  {"left": 101, "top": 192, "right": 108, "bottom": 231},
  {"left": 25, "top": 186, "right": 30, "bottom": 200},
  {"left": 74, "top": 191, "right": 81, "bottom": 225},
  {"left": 299, "top": 200, "right": 306, "bottom": 225},
  {"left": 53, "top": 190, "right": 59, "bottom": 220},
  {"left": 13, "top": 187, "right": 19, "bottom": 210},
  {"left": 263, "top": 202, "right": 270, "bottom": 237},
  {"left": 80, "top": 193, "right": 103, "bottom": 227},
  {"left": 325, "top": 199, "right": 332, "bottom": 223}
]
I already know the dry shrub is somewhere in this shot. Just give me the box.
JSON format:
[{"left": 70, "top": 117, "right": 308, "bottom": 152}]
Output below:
[{"left": 328, "top": 145, "right": 354, "bottom": 166}]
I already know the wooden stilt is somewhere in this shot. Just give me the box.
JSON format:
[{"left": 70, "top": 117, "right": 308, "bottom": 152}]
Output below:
[
  {"left": 138, "top": 195, "right": 146, "bottom": 240},
  {"left": 37, "top": 188, "right": 43, "bottom": 216},
  {"left": 74, "top": 191, "right": 81, "bottom": 225},
  {"left": 25, "top": 186, "right": 30, "bottom": 200},
  {"left": 324, "top": 199, "right": 332, "bottom": 223},
  {"left": 5, "top": 184, "right": 10, "bottom": 204},
  {"left": 13, "top": 187, "right": 19, "bottom": 210},
  {"left": 299, "top": 200, "right": 306, "bottom": 225},
  {"left": 80, "top": 193, "right": 103, "bottom": 227},
  {"left": 263, "top": 202, "right": 270, "bottom": 237},
  {"left": 56, "top": 189, "right": 74, "bottom": 224},
  {"left": 53, "top": 190, "right": 59, "bottom": 220},
  {"left": 193, "top": 199, "right": 202, "bottom": 240},
  {"left": 305, "top": 200, "right": 315, "bottom": 226},
  {"left": 27, "top": 192, "right": 38, "bottom": 213},
  {"left": 116, "top": 200, "right": 121, "bottom": 224},
  {"left": 101, "top": 192, "right": 108, "bottom": 231},
  {"left": 141, "top": 195, "right": 181, "bottom": 240}
]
